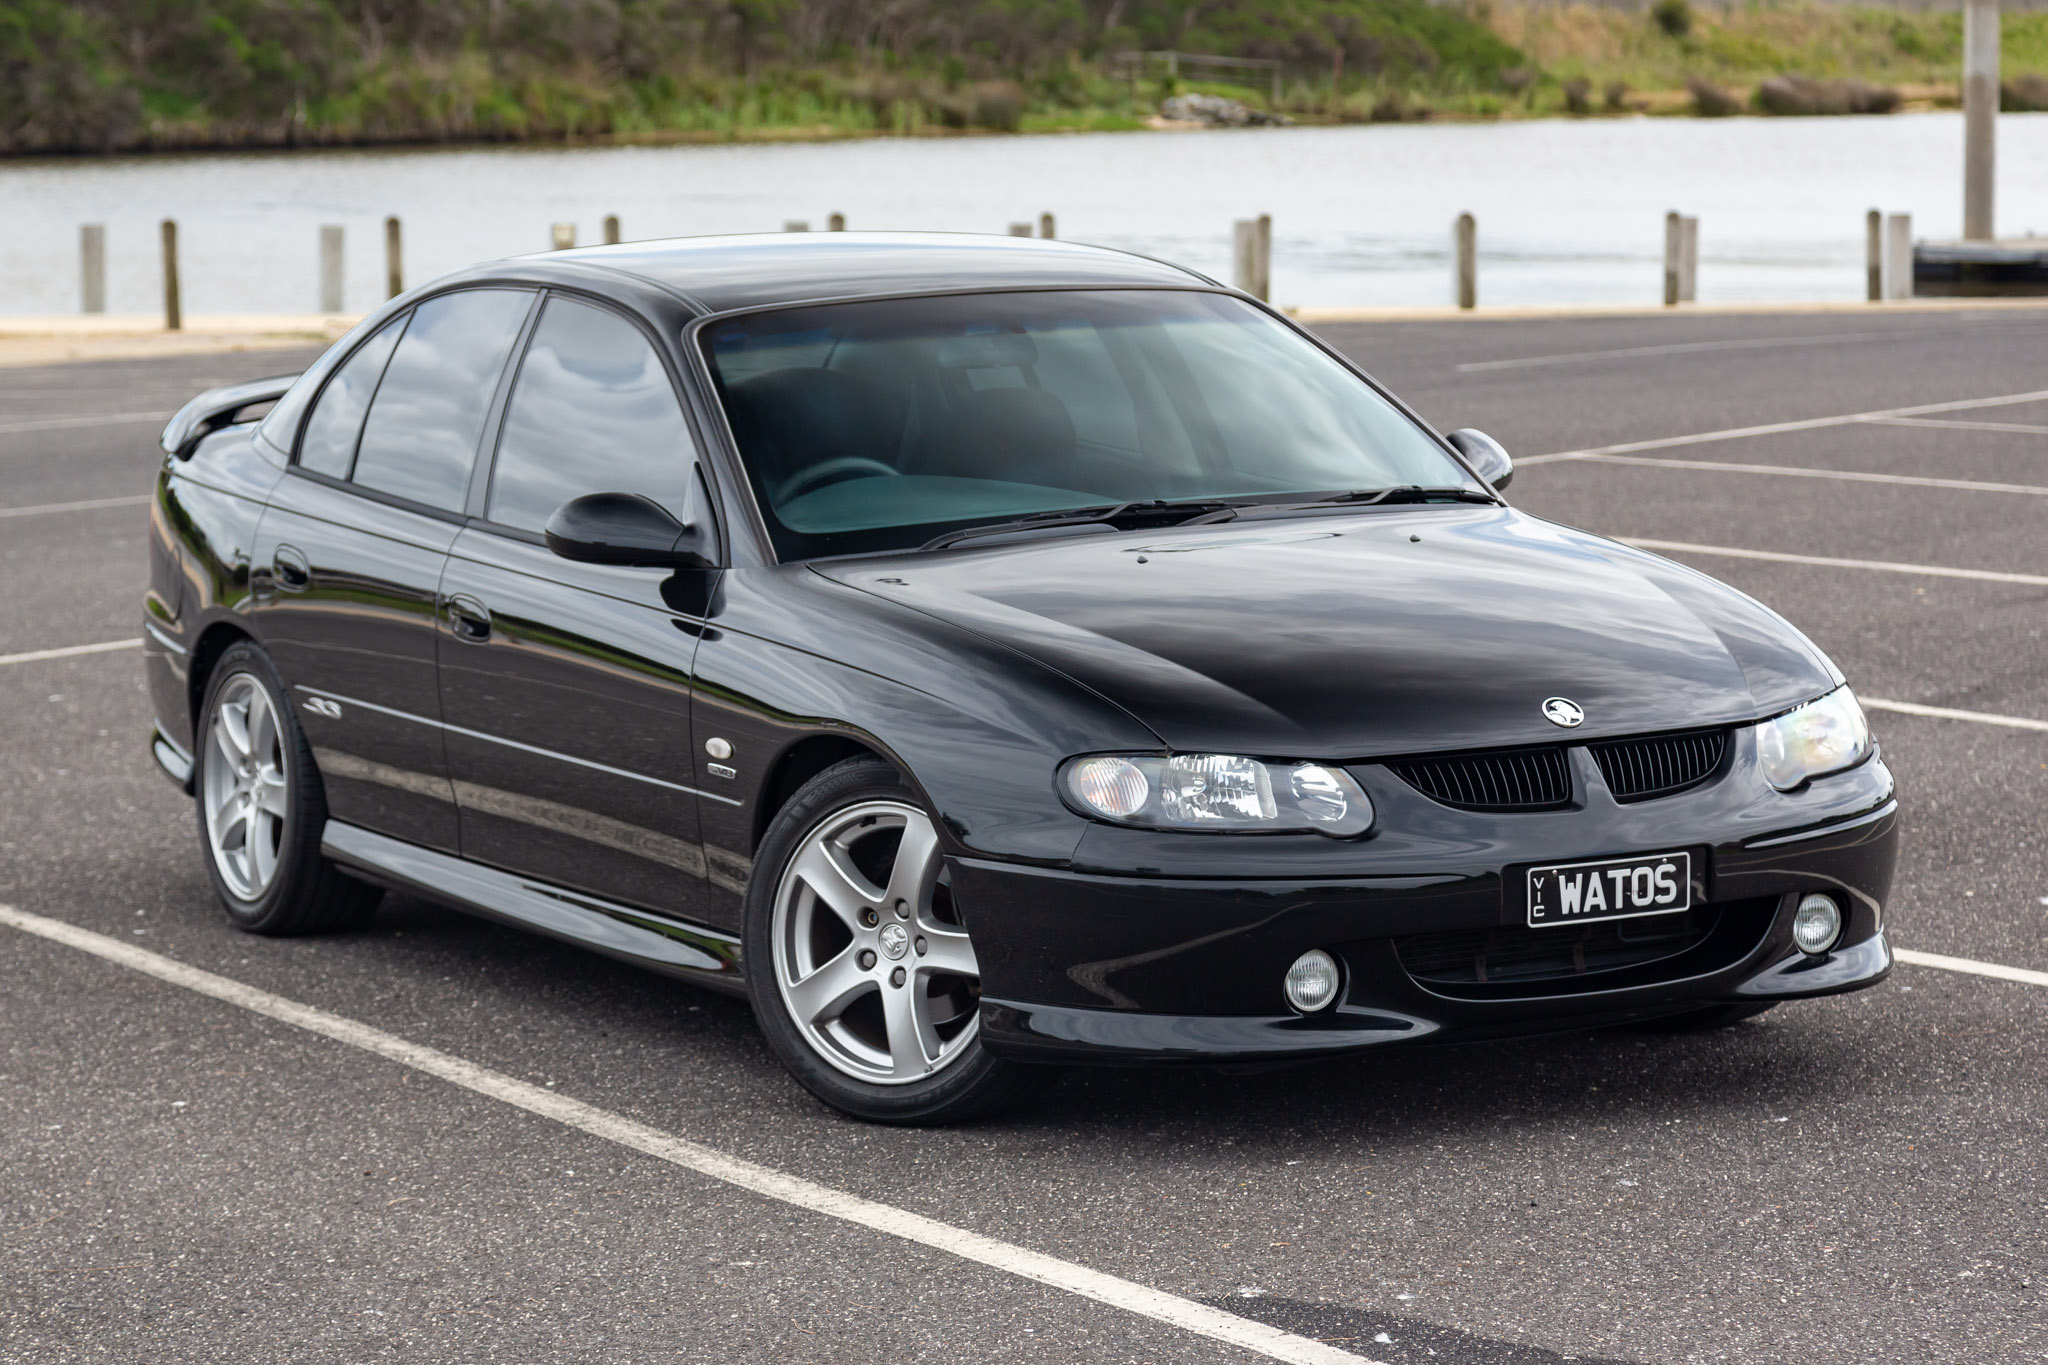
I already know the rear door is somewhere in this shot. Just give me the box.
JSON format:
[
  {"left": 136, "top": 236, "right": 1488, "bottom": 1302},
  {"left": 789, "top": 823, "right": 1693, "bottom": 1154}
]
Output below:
[
  {"left": 252, "top": 287, "right": 537, "bottom": 852},
  {"left": 436, "top": 292, "right": 725, "bottom": 920}
]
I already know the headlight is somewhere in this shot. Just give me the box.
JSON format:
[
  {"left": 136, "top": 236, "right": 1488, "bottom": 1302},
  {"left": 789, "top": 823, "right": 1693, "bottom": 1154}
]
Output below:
[
  {"left": 1755, "top": 686, "right": 1871, "bottom": 791},
  {"left": 1060, "top": 754, "right": 1374, "bottom": 836}
]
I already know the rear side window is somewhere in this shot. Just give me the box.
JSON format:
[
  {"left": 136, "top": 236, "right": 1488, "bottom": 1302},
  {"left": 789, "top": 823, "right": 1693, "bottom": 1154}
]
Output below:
[
  {"left": 353, "top": 289, "right": 533, "bottom": 512},
  {"left": 487, "top": 296, "right": 699, "bottom": 534},
  {"left": 297, "top": 316, "right": 406, "bottom": 478}
]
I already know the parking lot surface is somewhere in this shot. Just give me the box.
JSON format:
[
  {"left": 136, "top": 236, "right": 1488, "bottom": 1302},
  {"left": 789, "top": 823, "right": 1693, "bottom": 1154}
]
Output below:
[{"left": 3, "top": 310, "right": 2045, "bottom": 1364}]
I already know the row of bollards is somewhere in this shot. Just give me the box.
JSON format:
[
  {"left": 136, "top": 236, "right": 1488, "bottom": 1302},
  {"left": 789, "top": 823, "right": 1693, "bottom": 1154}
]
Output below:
[{"left": 91, "top": 216, "right": 408, "bottom": 329}]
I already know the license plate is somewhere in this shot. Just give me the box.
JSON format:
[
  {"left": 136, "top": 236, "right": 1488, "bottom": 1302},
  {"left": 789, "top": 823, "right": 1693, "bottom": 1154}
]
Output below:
[{"left": 1526, "top": 852, "right": 1691, "bottom": 929}]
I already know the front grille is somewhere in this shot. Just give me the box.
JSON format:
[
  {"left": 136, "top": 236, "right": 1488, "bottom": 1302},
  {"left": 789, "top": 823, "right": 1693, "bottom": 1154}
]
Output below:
[
  {"left": 1388, "top": 746, "right": 1571, "bottom": 811},
  {"left": 1590, "top": 727, "right": 1729, "bottom": 803},
  {"left": 1397, "top": 908, "right": 1717, "bottom": 985}
]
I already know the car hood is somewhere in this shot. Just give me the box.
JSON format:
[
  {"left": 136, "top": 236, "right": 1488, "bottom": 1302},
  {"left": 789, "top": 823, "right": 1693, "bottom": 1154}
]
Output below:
[{"left": 815, "top": 507, "right": 1840, "bottom": 757}]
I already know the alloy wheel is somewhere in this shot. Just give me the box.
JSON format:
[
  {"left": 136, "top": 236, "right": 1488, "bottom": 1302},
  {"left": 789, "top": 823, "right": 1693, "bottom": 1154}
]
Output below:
[
  {"left": 770, "top": 800, "right": 980, "bottom": 1084},
  {"left": 202, "top": 672, "right": 290, "bottom": 901}
]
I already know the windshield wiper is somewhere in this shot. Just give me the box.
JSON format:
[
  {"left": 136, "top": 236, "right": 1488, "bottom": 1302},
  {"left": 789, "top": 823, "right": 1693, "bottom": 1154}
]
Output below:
[
  {"left": 1182, "top": 486, "right": 1498, "bottom": 525},
  {"left": 917, "top": 500, "right": 1236, "bottom": 552}
]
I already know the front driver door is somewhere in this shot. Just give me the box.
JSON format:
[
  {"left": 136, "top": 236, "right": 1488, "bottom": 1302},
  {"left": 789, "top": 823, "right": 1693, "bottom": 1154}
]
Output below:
[{"left": 436, "top": 292, "right": 725, "bottom": 921}]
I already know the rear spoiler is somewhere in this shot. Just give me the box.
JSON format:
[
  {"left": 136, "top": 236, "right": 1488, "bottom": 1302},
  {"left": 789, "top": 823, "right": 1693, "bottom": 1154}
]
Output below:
[{"left": 159, "top": 373, "right": 302, "bottom": 459}]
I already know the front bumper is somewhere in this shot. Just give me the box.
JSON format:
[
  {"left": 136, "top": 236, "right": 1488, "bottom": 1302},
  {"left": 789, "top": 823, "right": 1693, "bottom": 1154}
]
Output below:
[{"left": 958, "top": 770, "right": 1899, "bottom": 1065}]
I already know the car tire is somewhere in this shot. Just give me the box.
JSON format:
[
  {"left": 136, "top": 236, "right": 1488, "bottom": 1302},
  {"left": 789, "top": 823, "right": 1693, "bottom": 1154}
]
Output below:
[
  {"left": 1633, "top": 1001, "right": 1777, "bottom": 1032},
  {"left": 743, "top": 756, "right": 1041, "bottom": 1124},
  {"left": 193, "top": 641, "right": 380, "bottom": 936}
]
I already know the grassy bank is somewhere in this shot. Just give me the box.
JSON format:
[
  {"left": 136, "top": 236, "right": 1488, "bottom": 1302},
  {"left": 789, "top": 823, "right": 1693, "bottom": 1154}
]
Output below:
[{"left": 5, "top": 0, "right": 2048, "bottom": 157}]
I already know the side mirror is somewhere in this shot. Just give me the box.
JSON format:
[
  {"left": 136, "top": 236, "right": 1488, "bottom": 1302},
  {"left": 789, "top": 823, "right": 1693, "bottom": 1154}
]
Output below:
[
  {"left": 544, "top": 492, "right": 715, "bottom": 570},
  {"left": 1445, "top": 428, "right": 1514, "bottom": 491}
]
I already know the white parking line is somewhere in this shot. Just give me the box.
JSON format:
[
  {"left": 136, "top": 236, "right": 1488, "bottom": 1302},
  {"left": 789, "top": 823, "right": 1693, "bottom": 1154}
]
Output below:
[
  {"left": 1522, "top": 387, "right": 2048, "bottom": 465},
  {"left": 1457, "top": 330, "right": 1912, "bottom": 373},
  {"left": 1566, "top": 454, "right": 2048, "bottom": 497},
  {"left": 0, "top": 903, "right": 1375, "bottom": 1365},
  {"left": 1621, "top": 538, "right": 2048, "bottom": 588},
  {"left": 0, "top": 638, "right": 142, "bottom": 668},
  {"left": 1863, "top": 698, "right": 2048, "bottom": 733},
  {"left": 1869, "top": 416, "right": 2048, "bottom": 437},
  {"left": 0, "top": 495, "right": 151, "bottom": 520},
  {"left": 0, "top": 411, "right": 167, "bottom": 436},
  {"left": 1895, "top": 947, "right": 2048, "bottom": 989}
]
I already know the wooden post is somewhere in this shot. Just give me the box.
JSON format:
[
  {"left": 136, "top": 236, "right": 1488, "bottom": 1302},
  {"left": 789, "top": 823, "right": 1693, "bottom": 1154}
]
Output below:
[
  {"left": 384, "top": 216, "right": 403, "bottom": 298},
  {"left": 603, "top": 214, "right": 621, "bottom": 245},
  {"left": 1008, "top": 222, "right": 1033, "bottom": 237},
  {"left": 784, "top": 220, "right": 810, "bottom": 232},
  {"left": 1254, "top": 213, "right": 1272, "bottom": 302},
  {"left": 550, "top": 222, "right": 575, "bottom": 250},
  {"left": 1663, "top": 211, "right": 1682, "bottom": 307},
  {"left": 1866, "top": 210, "right": 1883, "bottom": 301},
  {"left": 1963, "top": 0, "right": 1998, "bottom": 241},
  {"left": 319, "top": 225, "right": 344, "bottom": 313},
  {"left": 1884, "top": 213, "right": 1914, "bottom": 300},
  {"left": 160, "top": 219, "right": 181, "bottom": 332},
  {"left": 1678, "top": 216, "right": 1699, "bottom": 303},
  {"left": 1233, "top": 220, "right": 1257, "bottom": 297},
  {"left": 1039, "top": 212, "right": 1055, "bottom": 239},
  {"left": 828, "top": 212, "right": 846, "bottom": 231},
  {"left": 80, "top": 224, "right": 105, "bottom": 315},
  {"left": 1454, "top": 213, "right": 1476, "bottom": 311}
]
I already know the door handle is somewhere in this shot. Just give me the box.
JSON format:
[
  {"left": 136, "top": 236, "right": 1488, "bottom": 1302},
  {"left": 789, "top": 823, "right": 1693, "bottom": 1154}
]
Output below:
[
  {"left": 447, "top": 594, "right": 492, "bottom": 643},
  {"left": 272, "top": 545, "right": 311, "bottom": 592}
]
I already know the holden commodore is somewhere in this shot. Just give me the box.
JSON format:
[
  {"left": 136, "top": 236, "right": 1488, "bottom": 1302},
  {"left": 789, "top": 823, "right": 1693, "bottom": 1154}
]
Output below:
[{"left": 143, "top": 233, "right": 1897, "bottom": 1123}]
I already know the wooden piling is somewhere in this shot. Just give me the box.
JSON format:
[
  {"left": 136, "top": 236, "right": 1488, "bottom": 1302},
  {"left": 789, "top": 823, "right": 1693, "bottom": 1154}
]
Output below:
[
  {"left": 80, "top": 224, "right": 105, "bottom": 315},
  {"left": 160, "top": 219, "right": 181, "bottom": 332},
  {"left": 1663, "top": 211, "right": 1681, "bottom": 307},
  {"left": 1008, "top": 222, "right": 1033, "bottom": 237},
  {"left": 828, "top": 213, "right": 846, "bottom": 231},
  {"left": 1678, "top": 216, "right": 1699, "bottom": 303},
  {"left": 319, "top": 225, "right": 344, "bottom": 313},
  {"left": 384, "top": 216, "right": 403, "bottom": 298},
  {"left": 1233, "top": 220, "right": 1257, "bottom": 297},
  {"left": 551, "top": 222, "right": 576, "bottom": 251},
  {"left": 1866, "top": 210, "right": 1883, "bottom": 302},
  {"left": 1884, "top": 213, "right": 1914, "bottom": 300},
  {"left": 784, "top": 220, "right": 810, "bottom": 233},
  {"left": 1454, "top": 213, "right": 1476, "bottom": 311},
  {"left": 1963, "top": 0, "right": 1998, "bottom": 241},
  {"left": 1039, "top": 212, "right": 1056, "bottom": 239},
  {"left": 1254, "top": 214, "right": 1272, "bottom": 302},
  {"left": 603, "top": 215, "right": 621, "bottom": 245}
]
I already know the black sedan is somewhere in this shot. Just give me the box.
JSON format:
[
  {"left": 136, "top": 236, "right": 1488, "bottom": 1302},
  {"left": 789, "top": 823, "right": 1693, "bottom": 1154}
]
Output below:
[{"left": 143, "top": 233, "right": 1897, "bottom": 1123}]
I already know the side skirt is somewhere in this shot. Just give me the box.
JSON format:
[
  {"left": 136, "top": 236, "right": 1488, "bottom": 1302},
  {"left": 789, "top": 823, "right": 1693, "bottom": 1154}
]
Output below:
[{"left": 321, "top": 821, "right": 746, "bottom": 997}]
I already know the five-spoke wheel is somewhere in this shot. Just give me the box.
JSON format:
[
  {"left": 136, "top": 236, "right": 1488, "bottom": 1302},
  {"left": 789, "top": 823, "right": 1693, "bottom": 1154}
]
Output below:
[
  {"left": 745, "top": 756, "right": 1037, "bottom": 1123},
  {"left": 201, "top": 671, "right": 290, "bottom": 901}
]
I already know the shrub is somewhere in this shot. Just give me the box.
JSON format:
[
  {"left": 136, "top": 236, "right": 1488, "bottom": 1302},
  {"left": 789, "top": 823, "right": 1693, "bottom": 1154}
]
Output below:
[
  {"left": 1604, "top": 80, "right": 1632, "bottom": 113},
  {"left": 1754, "top": 75, "right": 1902, "bottom": 116},
  {"left": 2004, "top": 73, "right": 2048, "bottom": 112},
  {"left": 1687, "top": 77, "right": 1740, "bottom": 117},
  {"left": 968, "top": 79, "right": 1025, "bottom": 131},
  {"left": 1561, "top": 76, "right": 1592, "bottom": 114},
  {"left": 1652, "top": 0, "right": 1692, "bottom": 40}
]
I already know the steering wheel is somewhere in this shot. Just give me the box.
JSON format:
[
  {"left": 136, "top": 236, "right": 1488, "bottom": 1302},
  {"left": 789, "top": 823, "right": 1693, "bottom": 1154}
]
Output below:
[{"left": 777, "top": 457, "right": 901, "bottom": 504}]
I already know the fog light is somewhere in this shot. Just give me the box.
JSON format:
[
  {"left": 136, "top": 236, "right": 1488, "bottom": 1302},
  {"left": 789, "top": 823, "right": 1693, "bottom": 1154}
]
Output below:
[
  {"left": 1791, "top": 893, "right": 1842, "bottom": 956},
  {"left": 1283, "top": 949, "right": 1341, "bottom": 1013}
]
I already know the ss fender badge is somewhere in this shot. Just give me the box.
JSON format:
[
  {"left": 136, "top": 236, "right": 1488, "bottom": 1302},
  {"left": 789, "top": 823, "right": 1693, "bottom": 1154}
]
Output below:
[
  {"left": 1541, "top": 697, "right": 1584, "bottom": 728},
  {"left": 706, "top": 762, "right": 737, "bottom": 780},
  {"left": 302, "top": 696, "right": 343, "bottom": 720}
]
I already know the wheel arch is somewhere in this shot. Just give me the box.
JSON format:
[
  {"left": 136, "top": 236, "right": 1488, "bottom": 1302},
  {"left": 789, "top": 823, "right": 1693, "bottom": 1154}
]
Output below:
[
  {"left": 186, "top": 618, "right": 259, "bottom": 727},
  {"left": 751, "top": 733, "right": 890, "bottom": 851}
]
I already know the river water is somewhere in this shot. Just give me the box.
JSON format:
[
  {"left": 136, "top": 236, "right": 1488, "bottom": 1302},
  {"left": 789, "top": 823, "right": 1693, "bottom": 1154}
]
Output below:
[{"left": 6, "top": 111, "right": 2047, "bottom": 316}]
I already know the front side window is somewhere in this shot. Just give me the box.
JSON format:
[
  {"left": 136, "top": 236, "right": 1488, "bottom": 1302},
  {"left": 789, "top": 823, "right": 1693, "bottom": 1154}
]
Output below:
[
  {"left": 297, "top": 314, "right": 406, "bottom": 479},
  {"left": 701, "top": 289, "right": 1476, "bottom": 559},
  {"left": 353, "top": 288, "right": 533, "bottom": 512},
  {"left": 487, "top": 296, "right": 699, "bottom": 535}
]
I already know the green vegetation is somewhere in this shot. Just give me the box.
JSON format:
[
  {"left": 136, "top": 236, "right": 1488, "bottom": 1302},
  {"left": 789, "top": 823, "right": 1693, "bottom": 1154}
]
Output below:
[{"left": 4, "top": 0, "right": 2047, "bottom": 155}]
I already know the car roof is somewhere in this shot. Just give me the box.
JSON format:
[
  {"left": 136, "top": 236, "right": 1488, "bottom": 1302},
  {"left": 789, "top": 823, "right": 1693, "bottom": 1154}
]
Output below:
[{"left": 540, "top": 231, "right": 1217, "bottom": 315}]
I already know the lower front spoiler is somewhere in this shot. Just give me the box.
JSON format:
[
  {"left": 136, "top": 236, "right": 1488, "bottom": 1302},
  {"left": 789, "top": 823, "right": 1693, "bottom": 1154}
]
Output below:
[{"left": 979, "top": 930, "right": 1893, "bottom": 1066}]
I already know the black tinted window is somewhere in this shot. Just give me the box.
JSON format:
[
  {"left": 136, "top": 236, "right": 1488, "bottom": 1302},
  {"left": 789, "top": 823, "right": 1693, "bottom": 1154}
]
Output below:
[
  {"left": 353, "top": 289, "right": 532, "bottom": 511},
  {"left": 298, "top": 316, "right": 405, "bottom": 478},
  {"left": 488, "top": 297, "right": 698, "bottom": 534}
]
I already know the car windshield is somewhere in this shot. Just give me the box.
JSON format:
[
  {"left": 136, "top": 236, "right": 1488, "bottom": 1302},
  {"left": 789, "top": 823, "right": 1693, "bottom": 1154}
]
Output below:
[{"left": 700, "top": 288, "right": 1481, "bottom": 559}]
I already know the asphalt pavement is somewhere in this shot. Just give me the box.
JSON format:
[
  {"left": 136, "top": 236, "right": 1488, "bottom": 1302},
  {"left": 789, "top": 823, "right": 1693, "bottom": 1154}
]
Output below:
[{"left": 2, "top": 309, "right": 2045, "bottom": 1364}]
